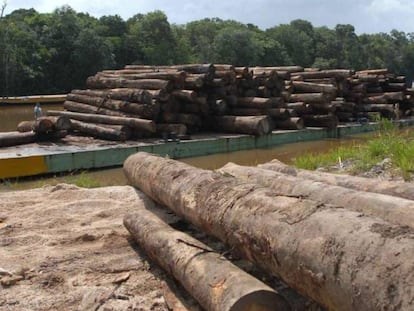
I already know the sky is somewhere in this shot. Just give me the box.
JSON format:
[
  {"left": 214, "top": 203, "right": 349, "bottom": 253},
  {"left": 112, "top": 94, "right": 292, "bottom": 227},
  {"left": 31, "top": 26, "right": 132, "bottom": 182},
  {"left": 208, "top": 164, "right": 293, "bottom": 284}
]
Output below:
[{"left": 4, "top": 0, "right": 414, "bottom": 34}]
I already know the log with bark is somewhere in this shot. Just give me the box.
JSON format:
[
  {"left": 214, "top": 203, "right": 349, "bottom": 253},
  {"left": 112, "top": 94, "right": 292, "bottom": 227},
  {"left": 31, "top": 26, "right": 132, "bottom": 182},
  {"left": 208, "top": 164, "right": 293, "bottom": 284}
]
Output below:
[
  {"left": 124, "top": 152, "right": 414, "bottom": 311},
  {"left": 219, "top": 162, "right": 414, "bottom": 228},
  {"left": 274, "top": 117, "right": 304, "bottom": 130},
  {"left": 292, "top": 81, "right": 337, "bottom": 95},
  {"left": 63, "top": 101, "right": 132, "bottom": 117},
  {"left": 72, "top": 88, "right": 153, "bottom": 105},
  {"left": 0, "top": 131, "right": 37, "bottom": 147},
  {"left": 289, "top": 93, "right": 330, "bottom": 104},
  {"left": 86, "top": 76, "right": 174, "bottom": 91},
  {"left": 17, "top": 119, "right": 54, "bottom": 133},
  {"left": 124, "top": 209, "right": 289, "bottom": 311},
  {"left": 259, "top": 159, "right": 414, "bottom": 201},
  {"left": 70, "top": 120, "right": 131, "bottom": 141},
  {"left": 291, "top": 69, "right": 353, "bottom": 80},
  {"left": 212, "top": 115, "right": 272, "bottom": 136},
  {"left": 286, "top": 102, "right": 312, "bottom": 114},
  {"left": 47, "top": 110, "right": 155, "bottom": 133},
  {"left": 66, "top": 94, "right": 160, "bottom": 119},
  {"left": 301, "top": 114, "right": 339, "bottom": 128}
]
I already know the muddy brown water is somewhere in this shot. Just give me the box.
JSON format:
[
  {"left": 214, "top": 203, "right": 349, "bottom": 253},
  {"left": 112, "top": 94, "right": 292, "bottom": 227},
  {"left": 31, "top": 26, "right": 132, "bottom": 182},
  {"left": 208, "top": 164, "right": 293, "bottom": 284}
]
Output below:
[
  {"left": 0, "top": 103, "right": 368, "bottom": 191},
  {"left": 0, "top": 103, "right": 63, "bottom": 132}
]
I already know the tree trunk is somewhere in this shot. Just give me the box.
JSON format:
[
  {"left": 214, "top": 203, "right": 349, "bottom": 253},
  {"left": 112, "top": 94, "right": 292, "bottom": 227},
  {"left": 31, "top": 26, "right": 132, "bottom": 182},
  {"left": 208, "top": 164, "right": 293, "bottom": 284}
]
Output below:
[
  {"left": 47, "top": 110, "right": 155, "bottom": 133},
  {"left": 17, "top": 118, "right": 54, "bottom": 133},
  {"left": 301, "top": 114, "right": 339, "bottom": 128},
  {"left": 123, "top": 152, "right": 414, "bottom": 311},
  {"left": 365, "top": 92, "right": 404, "bottom": 104},
  {"left": 291, "top": 70, "right": 353, "bottom": 80},
  {"left": 72, "top": 88, "right": 153, "bottom": 105},
  {"left": 289, "top": 93, "right": 329, "bottom": 104},
  {"left": 70, "top": 120, "right": 130, "bottom": 141},
  {"left": 0, "top": 131, "right": 37, "bottom": 147},
  {"left": 251, "top": 66, "right": 304, "bottom": 73},
  {"left": 212, "top": 115, "right": 272, "bottom": 136},
  {"left": 219, "top": 163, "right": 414, "bottom": 228},
  {"left": 67, "top": 94, "right": 159, "bottom": 119},
  {"left": 63, "top": 101, "right": 132, "bottom": 117},
  {"left": 259, "top": 159, "right": 414, "bottom": 201},
  {"left": 86, "top": 76, "right": 174, "bottom": 91},
  {"left": 286, "top": 102, "right": 312, "bottom": 114},
  {"left": 356, "top": 69, "right": 388, "bottom": 75},
  {"left": 275, "top": 117, "right": 304, "bottom": 130},
  {"left": 124, "top": 210, "right": 288, "bottom": 311},
  {"left": 292, "top": 81, "right": 337, "bottom": 95}
]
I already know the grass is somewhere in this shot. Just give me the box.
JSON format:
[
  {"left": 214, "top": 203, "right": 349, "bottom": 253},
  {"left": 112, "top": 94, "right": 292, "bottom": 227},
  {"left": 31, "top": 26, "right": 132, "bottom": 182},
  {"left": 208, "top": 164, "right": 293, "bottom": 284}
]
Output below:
[
  {"left": 64, "top": 171, "right": 103, "bottom": 188},
  {"left": 293, "top": 119, "right": 414, "bottom": 180}
]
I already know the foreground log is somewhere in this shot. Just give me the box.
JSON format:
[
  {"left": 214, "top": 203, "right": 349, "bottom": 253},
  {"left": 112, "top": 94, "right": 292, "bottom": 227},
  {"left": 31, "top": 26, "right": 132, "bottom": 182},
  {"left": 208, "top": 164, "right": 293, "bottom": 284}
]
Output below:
[
  {"left": 70, "top": 120, "right": 130, "bottom": 141},
  {"left": 124, "top": 152, "right": 414, "bottom": 311},
  {"left": 124, "top": 210, "right": 288, "bottom": 311},
  {"left": 292, "top": 81, "right": 337, "bottom": 95},
  {"left": 219, "top": 163, "right": 414, "bottom": 228},
  {"left": 64, "top": 100, "right": 133, "bottom": 117},
  {"left": 289, "top": 93, "right": 329, "bottom": 104},
  {"left": 212, "top": 115, "right": 272, "bottom": 136},
  {"left": 0, "top": 131, "right": 37, "bottom": 147},
  {"left": 260, "top": 159, "right": 414, "bottom": 201},
  {"left": 86, "top": 76, "right": 174, "bottom": 91},
  {"left": 47, "top": 110, "right": 155, "bottom": 133}
]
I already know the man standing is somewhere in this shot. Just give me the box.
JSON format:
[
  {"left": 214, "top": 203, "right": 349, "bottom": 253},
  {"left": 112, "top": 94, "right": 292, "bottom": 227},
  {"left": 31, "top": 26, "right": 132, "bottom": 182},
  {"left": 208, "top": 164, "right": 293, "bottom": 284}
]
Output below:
[{"left": 34, "top": 102, "right": 42, "bottom": 120}]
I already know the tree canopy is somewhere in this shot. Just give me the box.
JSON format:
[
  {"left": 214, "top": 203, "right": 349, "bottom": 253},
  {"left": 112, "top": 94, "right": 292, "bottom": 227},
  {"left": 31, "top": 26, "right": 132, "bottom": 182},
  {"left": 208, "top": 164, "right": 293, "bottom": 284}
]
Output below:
[{"left": 1, "top": 6, "right": 414, "bottom": 96}]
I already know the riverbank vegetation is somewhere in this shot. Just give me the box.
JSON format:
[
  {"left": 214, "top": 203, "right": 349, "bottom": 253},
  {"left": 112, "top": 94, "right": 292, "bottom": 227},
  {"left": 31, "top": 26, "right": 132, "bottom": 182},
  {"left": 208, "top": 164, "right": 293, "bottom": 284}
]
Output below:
[
  {"left": 293, "top": 121, "right": 414, "bottom": 180},
  {"left": 2, "top": 5, "right": 414, "bottom": 96}
]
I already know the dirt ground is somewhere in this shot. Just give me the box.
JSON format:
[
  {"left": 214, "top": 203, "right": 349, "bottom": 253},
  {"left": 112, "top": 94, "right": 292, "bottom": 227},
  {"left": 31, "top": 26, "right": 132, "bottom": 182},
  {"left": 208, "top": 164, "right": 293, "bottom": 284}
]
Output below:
[
  {"left": 0, "top": 184, "right": 188, "bottom": 311},
  {"left": 0, "top": 184, "right": 318, "bottom": 311}
]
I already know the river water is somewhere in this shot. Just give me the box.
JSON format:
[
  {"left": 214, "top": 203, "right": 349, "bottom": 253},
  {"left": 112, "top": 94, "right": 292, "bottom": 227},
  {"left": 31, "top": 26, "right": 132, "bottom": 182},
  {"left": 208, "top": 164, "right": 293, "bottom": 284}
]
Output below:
[{"left": 0, "top": 103, "right": 364, "bottom": 190}]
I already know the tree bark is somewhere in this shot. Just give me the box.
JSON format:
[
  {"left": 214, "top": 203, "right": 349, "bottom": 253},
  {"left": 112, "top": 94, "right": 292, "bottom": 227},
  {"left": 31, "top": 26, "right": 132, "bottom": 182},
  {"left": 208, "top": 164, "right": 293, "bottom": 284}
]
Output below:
[
  {"left": 289, "top": 93, "right": 329, "bottom": 104},
  {"left": 47, "top": 110, "right": 155, "bottom": 133},
  {"left": 301, "top": 114, "right": 339, "bottom": 128},
  {"left": 259, "top": 159, "right": 414, "bottom": 201},
  {"left": 291, "top": 70, "right": 353, "bottom": 80},
  {"left": 274, "top": 117, "right": 304, "bottom": 130},
  {"left": 70, "top": 119, "right": 130, "bottom": 141},
  {"left": 286, "top": 102, "right": 312, "bottom": 114},
  {"left": 292, "top": 81, "right": 337, "bottom": 95},
  {"left": 17, "top": 118, "right": 54, "bottom": 133},
  {"left": 124, "top": 210, "right": 289, "bottom": 311},
  {"left": 123, "top": 152, "right": 414, "bottom": 311},
  {"left": 67, "top": 94, "right": 159, "bottom": 119},
  {"left": 72, "top": 88, "right": 153, "bottom": 105},
  {"left": 219, "top": 163, "right": 414, "bottom": 228},
  {"left": 63, "top": 101, "right": 132, "bottom": 117},
  {"left": 212, "top": 115, "right": 272, "bottom": 136},
  {"left": 0, "top": 131, "right": 37, "bottom": 147},
  {"left": 86, "top": 76, "right": 174, "bottom": 91}
]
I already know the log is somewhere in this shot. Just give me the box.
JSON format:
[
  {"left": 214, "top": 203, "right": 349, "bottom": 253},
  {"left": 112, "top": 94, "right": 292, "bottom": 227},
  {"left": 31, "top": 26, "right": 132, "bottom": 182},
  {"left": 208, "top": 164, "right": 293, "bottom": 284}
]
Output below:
[
  {"left": 235, "top": 97, "right": 281, "bottom": 109},
  {"left": 286, "top": 102, "right": 312, "bottom": 114},
  {"left": 274, "top": 117, "right": 304, "bottom": 130},
  {"left": 291, "top": 70, "right": 353, "bottom": 80},
  {"left": 0, "top": 131, "right": 37, "bottom": 147},
  {"left": 70, "top": 120, "right": 130, "bottom": 141},
  {"left": 67, "top": 94, "right": 159, "bottom": 119},
  {"left": 86, "top": 76, "right": 174, "bottom": 91},
  {"left": 212, "top": 115, "right": 272, "bottom": 136},
  {"left": 251, "top": 66, "right": 304, "bottom": 73},
  {"left": 365, "top": 92, "right": 404, "bottom": 104},
  {"left": 47, "top": 110, "right": 155, "bottom": 133},
  {"left": 72, "top": 88, "right": 153, "bottom": 105},
  {"left": 292, "top": 81, "right": 337, "bottom": 95},
  {"left": 289, "top": 93, "right": 329, "bottom": 104},
  {"left": 301, "top": 114, "right": 339, "bottom": 128},
  {"left": 63, "top": 101, "right": 131, "bottom": 117},
  {"left": 161, "top": 113, "right": 202, "bottom": 128},
  {"left": 259, "top": 159, "right": 414, "bottom": 201},
  {"left": 124, "top": 209, "right": 288, "bottom": 311},
  {"left": 230, "top": 108, "right": 289, "bottom": 119},
  {"left": 219, "top": 163, "right": 414, "bottom": 228},
  {"left": 356, "top": 69, "right": 389, "bottom": 75},
  {"left": 97, "top": 70, "right": 186, "bottom": 83},
  {"left": 124, "top": 152, "right": 414, "bottom": 311},
  {"left": 17, "top": 118, "right": 54, "bottom": 133}
]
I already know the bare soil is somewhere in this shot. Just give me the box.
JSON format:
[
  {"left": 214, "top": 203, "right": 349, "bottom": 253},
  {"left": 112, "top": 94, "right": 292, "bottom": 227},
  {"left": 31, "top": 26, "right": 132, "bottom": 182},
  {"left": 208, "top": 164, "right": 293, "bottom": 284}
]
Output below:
[{"left": 0, "top": 184, "right": 318, "bottom": 311}]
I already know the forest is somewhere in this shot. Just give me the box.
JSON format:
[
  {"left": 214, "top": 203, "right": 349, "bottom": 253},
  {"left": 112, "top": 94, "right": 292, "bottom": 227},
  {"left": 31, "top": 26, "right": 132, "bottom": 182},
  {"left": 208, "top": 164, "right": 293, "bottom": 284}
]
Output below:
[{"left": 1, "top": 5, "right": 414, "bottom": 96}]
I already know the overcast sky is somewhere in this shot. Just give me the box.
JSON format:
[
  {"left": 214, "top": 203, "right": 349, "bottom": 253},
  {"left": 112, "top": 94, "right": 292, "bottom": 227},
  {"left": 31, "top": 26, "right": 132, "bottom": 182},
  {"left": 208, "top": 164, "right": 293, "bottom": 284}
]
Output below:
[{"left": 4, "top": 0, "right": 414, "bottom": 34}]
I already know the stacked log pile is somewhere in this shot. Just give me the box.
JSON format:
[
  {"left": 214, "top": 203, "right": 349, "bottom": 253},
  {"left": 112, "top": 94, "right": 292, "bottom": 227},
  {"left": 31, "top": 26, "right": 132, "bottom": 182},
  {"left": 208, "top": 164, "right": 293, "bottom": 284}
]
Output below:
[
  {"left": 37, "top": 64, "right": 414, "bottom": 142},
  {"left": 123, "top": 152, "right": 414, "bottom": 311}
]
